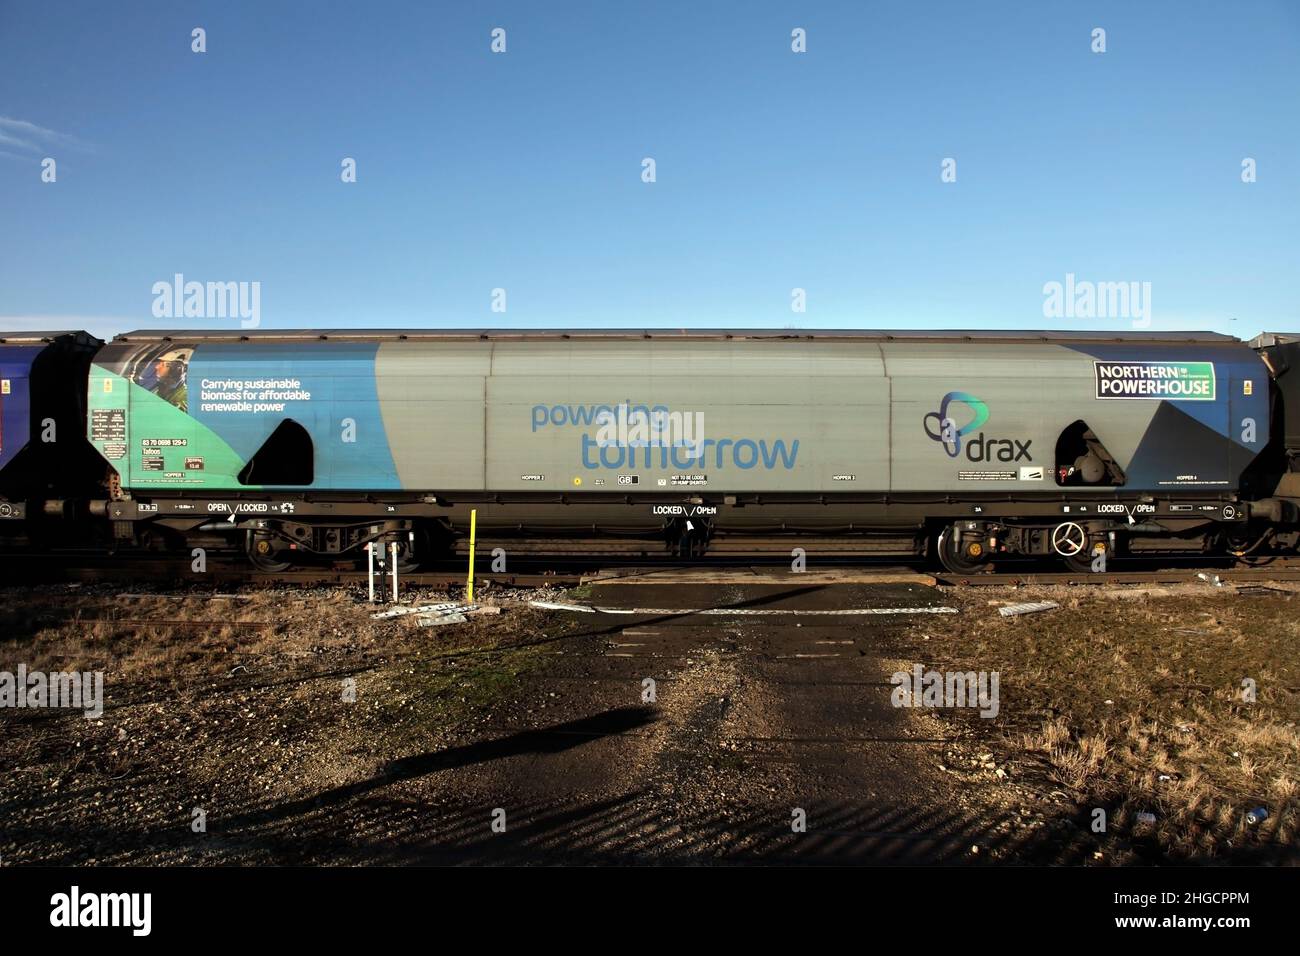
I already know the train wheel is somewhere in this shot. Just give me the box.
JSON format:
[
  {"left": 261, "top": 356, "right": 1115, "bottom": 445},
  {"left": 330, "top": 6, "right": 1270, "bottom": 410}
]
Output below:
[
  {"left": 1059, "top": 551, "right": 1098, "bottom": 573},
  {"left": 936, "top": 526, "right": 990, "bottom": 574},
  {"left": 1225, "top": 530, "right": 1275, "bottom": 566},
  {"left": 673, "top": 533, "right": 702, "bottom": 559},
  {"left": 1051, "top": 522, "right": 1095, "bottom": 572},
  {"left": 246, "top": 532, "right": 291, "bottom": 573},
  {"left": 390, "top": 536, "right": 422, "bottom": 573}
]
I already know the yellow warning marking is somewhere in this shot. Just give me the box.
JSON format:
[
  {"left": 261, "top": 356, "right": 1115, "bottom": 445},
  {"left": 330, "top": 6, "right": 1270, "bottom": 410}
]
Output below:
[{"left": 466, "top": 508, "right": 478, "bottom": 603}]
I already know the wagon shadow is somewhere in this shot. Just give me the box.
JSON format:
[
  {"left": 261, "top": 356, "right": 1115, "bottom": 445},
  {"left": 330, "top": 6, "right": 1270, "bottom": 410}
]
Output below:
[{"left": 218, "top": 705, "right": 659, "bottom": 831}]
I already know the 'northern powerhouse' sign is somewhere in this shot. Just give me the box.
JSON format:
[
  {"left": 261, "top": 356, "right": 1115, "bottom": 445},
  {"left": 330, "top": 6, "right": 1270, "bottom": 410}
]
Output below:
[{"left": 1094, "top": 361, "right": 1216, "bottom": 401}]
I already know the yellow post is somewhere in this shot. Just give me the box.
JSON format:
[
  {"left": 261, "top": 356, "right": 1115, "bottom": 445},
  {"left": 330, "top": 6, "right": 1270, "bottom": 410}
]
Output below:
[{"left": 466, "top": 509, "right": 478, "bottom": 603}]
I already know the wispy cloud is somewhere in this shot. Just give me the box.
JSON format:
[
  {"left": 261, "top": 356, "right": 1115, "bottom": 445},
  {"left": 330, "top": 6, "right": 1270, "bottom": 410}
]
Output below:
[
  {"left": 0, "top": 116, "right": 92, "bottom": 153},
  {"left": 0, "top": 131, "right": 37, "bottom": 151}
]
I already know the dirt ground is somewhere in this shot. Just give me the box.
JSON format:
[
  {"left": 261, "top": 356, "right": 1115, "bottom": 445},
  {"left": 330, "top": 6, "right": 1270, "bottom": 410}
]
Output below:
[{"left": 0, "top": 572, "right": 1296, "bottom": 865}]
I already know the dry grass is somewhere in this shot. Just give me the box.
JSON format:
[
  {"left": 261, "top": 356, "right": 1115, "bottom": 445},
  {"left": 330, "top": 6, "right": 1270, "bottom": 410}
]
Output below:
[
  {"left": 926, "top": 586, "right": 1300, "bottom": 862},
  {"left": 0, "top": 582, "right": 563, "bottom": 863},
  {"left": 1021, "top": 718, "right": 1112, "bottom": 792}
]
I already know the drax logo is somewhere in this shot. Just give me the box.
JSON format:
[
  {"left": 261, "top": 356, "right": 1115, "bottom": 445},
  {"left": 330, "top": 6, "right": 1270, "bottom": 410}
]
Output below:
[
  {"left": 923, "top": 392, "right": 1032, "bottom": 462},
  {"left": 923, "top": 392, "right": 987, "bottom": 458}
]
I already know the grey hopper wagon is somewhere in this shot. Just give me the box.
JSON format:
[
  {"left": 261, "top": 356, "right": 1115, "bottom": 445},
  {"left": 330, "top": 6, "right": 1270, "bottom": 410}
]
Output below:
[{"left": 88, "top": 329, "right": 1300, "bottom": 572}]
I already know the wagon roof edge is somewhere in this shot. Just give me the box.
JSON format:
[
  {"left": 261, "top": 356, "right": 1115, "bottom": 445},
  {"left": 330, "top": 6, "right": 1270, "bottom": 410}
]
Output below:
[{"left": 108, "top": 328, "right": 1245, "bottom": 345}]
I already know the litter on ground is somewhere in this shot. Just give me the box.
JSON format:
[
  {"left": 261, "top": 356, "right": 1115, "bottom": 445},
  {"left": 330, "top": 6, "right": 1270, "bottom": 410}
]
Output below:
[
  {"left": 372, "top": 602, "right": 474, "bottom": 620},
  {"left": 997, "top": 600, "right": 1060, "bottom": 618}
]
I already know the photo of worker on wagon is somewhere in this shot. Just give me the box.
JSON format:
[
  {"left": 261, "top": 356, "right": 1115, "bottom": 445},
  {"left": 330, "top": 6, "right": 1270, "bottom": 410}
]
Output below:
[{"left": 122, "top": 344, "right": 192, "bottom": 413}]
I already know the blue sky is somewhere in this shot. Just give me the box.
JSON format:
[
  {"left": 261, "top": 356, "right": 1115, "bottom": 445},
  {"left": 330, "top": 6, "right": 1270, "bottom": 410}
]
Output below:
[{"left": 0, "top": 0, "right": 1296, "bottom": 339}]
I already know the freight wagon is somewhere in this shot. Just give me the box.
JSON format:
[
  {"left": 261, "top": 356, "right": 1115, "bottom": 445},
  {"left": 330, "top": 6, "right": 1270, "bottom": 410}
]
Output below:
[
  {"left": 82, "top": 329, "right": 1300, "bottom": 572},
  {"left": 0, "top": 331, "right": 106, "bottom": 542}
]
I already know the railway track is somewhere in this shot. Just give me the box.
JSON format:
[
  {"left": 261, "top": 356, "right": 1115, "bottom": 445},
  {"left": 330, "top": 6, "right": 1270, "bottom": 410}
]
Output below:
[
  {"left": 3, "top": 550, "right": 1300, "bottom": 591},
  {"left": 0, "top": 555, "right": 576, "bottom": 590},
  {"left": 932, "top": 567, "right": 1300, "bottom": 587}
]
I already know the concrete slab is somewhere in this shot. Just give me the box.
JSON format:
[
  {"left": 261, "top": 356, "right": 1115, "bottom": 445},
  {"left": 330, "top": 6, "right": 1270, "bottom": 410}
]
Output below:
[{"left": 582, "top": 566, "right": 937, "bottom": 587}]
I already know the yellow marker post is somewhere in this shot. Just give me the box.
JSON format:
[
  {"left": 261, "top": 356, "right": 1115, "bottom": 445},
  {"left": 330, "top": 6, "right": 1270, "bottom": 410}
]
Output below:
[{"left": 466, "top": 509, "right": 478, "bottom": 603}]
